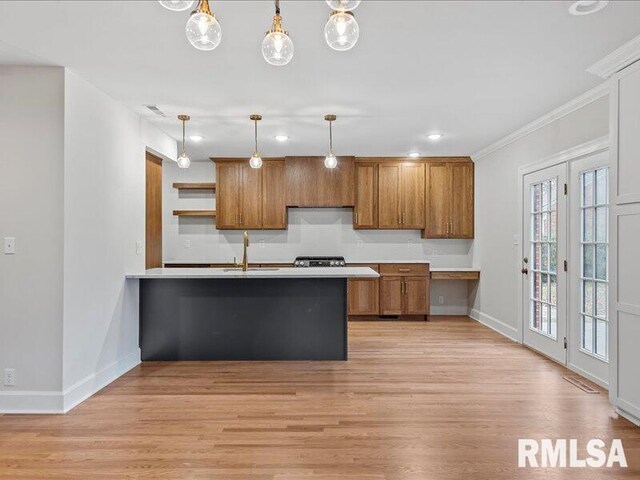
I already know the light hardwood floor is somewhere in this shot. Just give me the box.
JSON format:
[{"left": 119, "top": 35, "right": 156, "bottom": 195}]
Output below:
[{"left": 1, "top": 316, "right": 638, "bottom": 479}]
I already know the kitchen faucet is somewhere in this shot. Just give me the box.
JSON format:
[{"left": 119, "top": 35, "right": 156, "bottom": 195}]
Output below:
[{"left": 233, "top": 231, "right": 250, "bottom": 272}]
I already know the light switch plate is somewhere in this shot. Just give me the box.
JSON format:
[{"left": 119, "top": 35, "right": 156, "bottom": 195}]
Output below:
[
  {"left": 184, "top": 240, "right": 191, "bottom": 249},
  {"left": 4, "top": 237, "right": 15, "bottom": 255},
  {"left": 438, "top": 296, "right": 445, "bottom": 305},
  {"left": 136, "top": 240, "right": 144, "bottom": 255}
]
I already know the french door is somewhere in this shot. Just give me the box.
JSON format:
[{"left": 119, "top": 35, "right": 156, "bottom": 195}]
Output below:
[
  {"left": 568, "top": 152, "right": 609, "bottom": 386},
  {"left": 522, "top": 164, "right": 568, "bottom": 364}
]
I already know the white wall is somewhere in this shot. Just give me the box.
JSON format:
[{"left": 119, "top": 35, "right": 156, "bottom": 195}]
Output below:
[
  {"left": 0, "top": 67, "right": 65, "bottom": 410},
  {"left": 163, "top": 160, "right": 474, "bottom": 314},
  {"left": 471, "top": 95, "right": 609, "bottom": 339},
  {"left": 1, "top": 66, "right": 176, "bottom": 413},
  {"left": 61, "top": 70, "right": 176, "bottom": 409}
]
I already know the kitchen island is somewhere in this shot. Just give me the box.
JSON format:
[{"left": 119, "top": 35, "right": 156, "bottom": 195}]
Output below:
[{"left": 126, "top": 267, "right": 378, "bottom": 361}]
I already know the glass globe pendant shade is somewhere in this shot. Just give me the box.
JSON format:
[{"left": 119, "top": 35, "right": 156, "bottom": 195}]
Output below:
[
  {"left": 324, "top": 11, "right": 359, "bottom": 51},
  {"left": 325, "top": 0, "right": 361, "bottom": 11},
  {"left": 249, "top": 153, "right": 263, "bottom": 169},
  {"left": 324, "top": 154, "right": 338, "bottom": 169},
  {"left": 159, "top": 1, "right": 195, "bottom": 12},
  {"left": 177, "top": 154, "right": 191, "bottom": 169},
  {"left": 262, "top": 31, "right": 294, "bottom": 66},
  {"left": 186, "top": 12, "right": 222, "bottom": 51}
]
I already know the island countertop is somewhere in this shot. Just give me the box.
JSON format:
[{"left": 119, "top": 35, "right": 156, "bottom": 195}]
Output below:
[{"left": 127, "top": 267, "right": 379, "bottom": 279}]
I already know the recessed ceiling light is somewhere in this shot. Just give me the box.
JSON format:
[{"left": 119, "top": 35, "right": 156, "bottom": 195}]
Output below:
[
  {"left": 189, "top": 135, "right": 204, "bottom": 142},
  {"left": 408, "top": 152, "right": 420, "bottom": 158},
  {"left": 275, "top": 135, "right": 289, "bottom": 142},
  {"left": 568, "top": 1, "right": 609, "bottom": 16},
  {"left": 427, "top": 133, "right": 443, "bottom": 141}
]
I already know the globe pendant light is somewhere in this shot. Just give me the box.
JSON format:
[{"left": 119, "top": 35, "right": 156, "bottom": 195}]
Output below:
[
  {"left": 325, "top": 11, "right": 359, "bottom": 51},
  {"left": 159, "top": 1, "right": 194, "bottom": 12},
  {"left": 325, "top": 0, "right": 361, "bottom": 11},
  {"left": 249, "top": 114, "right": 263, "bottom": 169},
  {"left": 177, "top": 115, "right": 191, "bottom": 169},
  {"left": 324, "top": 115, "right": 338, "bottom": 169},
  {"left": 186, "top": 0, "right": 222, "bottom": 51},
  {"left": 262, "top": 0, "right": 294, "bottom": 66}
]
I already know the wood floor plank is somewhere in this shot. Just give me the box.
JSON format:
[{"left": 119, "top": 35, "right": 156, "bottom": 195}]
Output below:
[{"left": 0, "top": 317, "right": 638, "bottom": 479}]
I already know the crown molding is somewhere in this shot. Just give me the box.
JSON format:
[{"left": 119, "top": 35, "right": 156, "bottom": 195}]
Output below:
[
  {"left": 471, "top": 82, "right": 609, "bottom": 162},
  {"left": 587, "top": 34, "right": 640, "bottom": 79}
]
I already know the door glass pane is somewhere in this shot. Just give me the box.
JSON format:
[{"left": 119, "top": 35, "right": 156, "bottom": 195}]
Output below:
[
  {"left": 583, "top": 208, "right": 594, "bottom": 242},
  {"left": 579, "top": 168, "right": 609, "bottom": 360},
  {"left": 529, "top": 178, "right": 557, "bottom": 340},
  {"left": 595, "top": 168, "right": 607, "bottom": 205},
  {"left": 583, "top": 245, "right": 594, "bottom": 278},
  {"left": 583, "top": 280, "right": 594, "bottom": 316}
]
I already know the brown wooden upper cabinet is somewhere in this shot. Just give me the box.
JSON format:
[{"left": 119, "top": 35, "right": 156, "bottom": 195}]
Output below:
[
  {"left": 354, "top": 163, "right": 377, "bottom": 229},
  {"left": 377, "top": 162, "right": 425, "bottom": 229},
  {"left": 213, "top": 158, "right": 286, "bottom": 230},
  {"left": 285, "top": 156, "right": 355, "bottom": 207},
  {"left": 423, "top": 159, "right": 474, "bottom": 239}
]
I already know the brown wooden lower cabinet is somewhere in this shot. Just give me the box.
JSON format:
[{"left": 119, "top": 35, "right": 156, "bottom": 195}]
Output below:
[{"left": 349, "top": 263, "right": 429, "bottom": 320}]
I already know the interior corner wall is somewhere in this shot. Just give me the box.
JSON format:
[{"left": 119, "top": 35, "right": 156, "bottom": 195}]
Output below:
[
  {"left": 471, "top": 95, "right": 609, "bottom": 339},
  {"left": 62, "top": 69, "right": 176, "bottom": 410},
  {"left": 0, "top": 66, "right": 65, "bottom": 411}
]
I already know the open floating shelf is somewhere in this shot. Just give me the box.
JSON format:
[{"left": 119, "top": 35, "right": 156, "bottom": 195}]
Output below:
[
  {"left": 173, "top": 182, "right": 216, "bottom": 191},
  {"left": 173, "top": 210, "right": 217, "bottom": 217}
]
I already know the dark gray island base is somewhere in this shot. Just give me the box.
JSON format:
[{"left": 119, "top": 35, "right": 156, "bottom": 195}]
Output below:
[{"left": 140, "top": 277, "right": 348, "bottom": 361}]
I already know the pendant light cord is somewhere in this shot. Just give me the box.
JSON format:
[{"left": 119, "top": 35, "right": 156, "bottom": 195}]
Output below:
[
  {"left": 275, "top": 0, "right": 280, "bottom": 15},
  {"left": 329, "top": 119, "right": 334, "bottom": 155},
  {"left": 254, "top": 118, "right": 258, "bottom": 154},
  {"left": 182, "top": 118, "right": 186, "bottom": 157}
]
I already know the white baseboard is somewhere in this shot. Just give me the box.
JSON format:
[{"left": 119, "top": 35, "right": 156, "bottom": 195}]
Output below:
[
  {"left": 567, "top": 362, "right": 608, "bottom": 390},
  {"left": 616, "top": 407, "right": 640, "bottom": 427},
  {"left": 0, "top": 390, "right": 63, "bottom": 414},
  {"left": 0, "top": 349, "right": 140, "bottom": 414},
  {"left": 62, "top": 348, "right": 141, "bottom": 413},
  {"left": 469, "top": 308, "right": 520, "bottom": 342}
]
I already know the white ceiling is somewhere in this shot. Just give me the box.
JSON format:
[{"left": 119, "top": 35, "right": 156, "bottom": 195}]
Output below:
[{"left": 1, "top": 0, "right": 639, "bottom": 161}]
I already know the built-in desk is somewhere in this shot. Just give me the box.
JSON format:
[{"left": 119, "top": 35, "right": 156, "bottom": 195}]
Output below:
[{"left": 430, "top": 268, "right": 480, "bottom": 281}]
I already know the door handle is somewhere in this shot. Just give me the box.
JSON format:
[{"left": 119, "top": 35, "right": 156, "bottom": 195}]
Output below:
[{"left": 521, "top": 267, "right": 529, "bottom": 275}]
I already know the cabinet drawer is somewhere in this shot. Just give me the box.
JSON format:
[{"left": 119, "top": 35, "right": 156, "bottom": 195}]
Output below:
[
  {"left": 379, "top": 263, "right": 428, "bottom": 277},
  {"left": 431, "top": 271, "right": 479, "bottom": 280}
]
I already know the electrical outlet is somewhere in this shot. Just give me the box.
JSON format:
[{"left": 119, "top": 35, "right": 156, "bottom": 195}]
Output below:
[
  {"left": 4, "top": 237, "right": 16, "bottom": 255},
  {"left": 136, "top": 240, "right": 144, "bottom": 255},
  {"left": 407, "top": 239, "right": 414, "bottom": 246},
  {"left": 432, "top": 249, "right": 439, "bottom": 257},
  {"left": 357, "top": 240, "right": 364, "bottom": 249},
  {"left": 4, "top": 368, "right": 15, "bottom": 387},
  {"left": 438, "top": 295, "right": 445, "bottom": 305},
  {"left": 184, "top": 240, "right": 191, "bottom": 249},
  {"left": 259, "top": 239, "right": 265, "bottom": 249},
  {"left": 513, "top": 234, "right": 519, "bottom": 246}
]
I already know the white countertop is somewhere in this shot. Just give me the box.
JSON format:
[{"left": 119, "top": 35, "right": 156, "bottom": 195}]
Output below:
[
  {"left": 163, "top": 260, "right": 433, "bottom": 265},
  {"left": 126, "top": 267, "right": 380, "bottom": 279},
  {"left": 430, "top": 267, "right": 481, "bottom": 272}
]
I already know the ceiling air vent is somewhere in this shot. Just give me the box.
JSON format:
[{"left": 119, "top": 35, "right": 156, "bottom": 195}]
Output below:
[{"left": 144, "top": 105, "right": 166, "bottom": 117}]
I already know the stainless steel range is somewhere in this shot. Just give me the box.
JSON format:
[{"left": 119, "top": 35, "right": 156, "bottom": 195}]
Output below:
[{"left": 294, "top": 256, "right": 346, "bottom": 268}]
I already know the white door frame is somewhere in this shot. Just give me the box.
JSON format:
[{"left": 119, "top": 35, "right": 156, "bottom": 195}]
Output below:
[{"left": 516, "top": 137, "right": 609, "bottom": 360}]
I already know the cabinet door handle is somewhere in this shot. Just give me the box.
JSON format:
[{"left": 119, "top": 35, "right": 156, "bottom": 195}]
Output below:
[
  {"left": 354, "top": 212, "right": 358, "bottom": 224},
  {"left": 398, "top": 268, "right": 411, "bottom": 273},
  {"left": 398, "top": 213, "right": 401, "bottom": 225}
]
